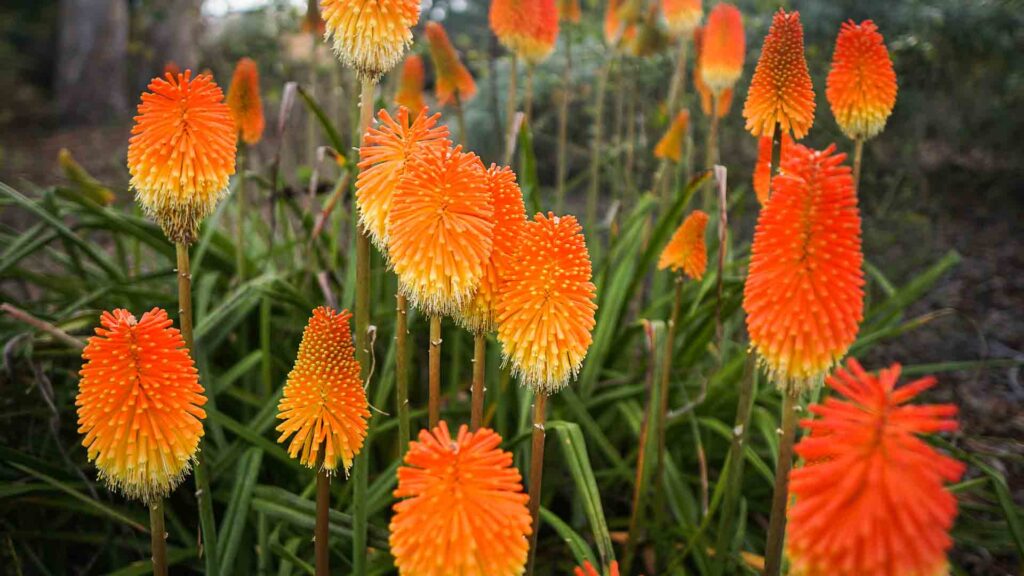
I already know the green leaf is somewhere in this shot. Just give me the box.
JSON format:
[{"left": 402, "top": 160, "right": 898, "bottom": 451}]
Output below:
[{"left": 218, "top": 448, "right": 264, "bottom": 574}]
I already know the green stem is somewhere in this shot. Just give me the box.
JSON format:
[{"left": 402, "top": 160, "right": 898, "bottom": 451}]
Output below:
[
  {"left": 523, "top": 65, "right": 535, "bottom": 125},
  {"left": 555, "top": 27, "right": 573, "bottom": 213},
  {"left": 149, "top": 499, "right": 168, "bottom": 576},
  {"left": 260, "top": 297, "right": 272, "bottom": 398},
  {"left": 852, "top": 136, "right": 864, "bottom": 192},
  {"left": 236, "top": 142, "right": 247, "bottom": 281},
  {"left": 654, "top": 277, "right": 684, "bottom": 511},
  {"left": 666, "top": 36, "right": 691, "bottom": 117},
  {"left": 764, "top": 390, "right": 800, "bottom": 576},
  {"left": 351, "top": 76, "right": 375, "bottom": 576},
  {"left": 471, "top": 332, "right": 486, "bottom": 430},
  {"left": 176, "top": 243, "right": 219, "bottom": 575},
  {"left": 429, "top": 315, "right": 442, "bottom": 428},
  {"left": 504, "top": 54, "right": 518, "bottom": 165},
  {"left": 586, "top": 56, "right": 613, "bottom": 235},
  {"left": 704, "top": 94, "right": 720, "bottom": 211},
  {"left": 315, "top": 467, "right": 329, "bottom": 575},
  {"left": 396, "top": 293, "right": 410, "bottom": 456},
  {"left": 454, "top": 93, "right": 468, "bottom": 147},
  {"left": 525, "top": 392, "right": 548, "bottom": 576}
]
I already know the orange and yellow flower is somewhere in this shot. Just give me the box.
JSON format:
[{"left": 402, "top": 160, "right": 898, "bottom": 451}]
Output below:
[
  {"left": 742, "top": 9, "right": 815, "bottom": 139},
  {"left": 574, "top": 561, "right": 620, "bottom": 576},
  {"left": 387, "top": 144, "right": 494, "bottom": 316},
  {"left": 557, "top": 0, "right": 581, "bottom": 24},
  {"left": 658, "top": 210, "right": 708, "bottom": 280},
  {"left": 459, "top": 165, "right": 527, "bottom": 334},
  {"left": 226, "top": 57, "right": 265, "bottom": 145},
  {"left": 128, "top": 71, "right": 237, "bottom": 245},
  {"left": 77, "top": 308, "right": 206, "bottom": 502},
  {"left": 653, "top": 110, "right": 690, "bottom": 162},
  {"left": 826, "top": 20, "right": 898, "bottom": 141},
  {"left": 320, "top": 0, "right": 420, "bottom": 81},
  {"left": 604, "top": 0, "right": 637, "bottom": 46},
  {"left": 276, "top": 307, "right": 370, "bottom": 474},
  {"left": 490, "top": 0, "right": 559, "bottom": 64},
  {"left": 661, "top": 0, "right": 701, "bottom": 37},
  {"left": 788, "top": 359, "right": 964, "bottom": 576},
  {"left": 424, "top": 22, "right": 477, "bottom": 106},
  {"left": 356, "top": 107, "right": 449, "bottom": 250},
  {"left": 699, "top": 3, "right": 744, "bottom": 95},
  {"left": 743, "top": 143, "right": 864, "bottom": 393},
  {"left": 496, "top": 212, "right": 597, "bottom": 392},
  {"left": 395, "top": 55, "right": 427, "bottom": 112},
  {"left": 390, "top": 422, "right": 532, "bottom": 576}
]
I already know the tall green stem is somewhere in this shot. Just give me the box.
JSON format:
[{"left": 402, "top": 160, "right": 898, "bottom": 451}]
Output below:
[
  {"left": 852, "top": 136, "right": 864, "bottom": 192},
  {"left": 524, "top": 65, "right": 535, "bottom": 124},
  {"left": 351, "top": 76, "right": 375, "bottom": 576},
  {"left": 764, "top": 390, "right": 800, "bottom": 576},
  {"left": 704, "top": 94, "right": 720, "bottom": 211},
  {"left": 526, "top": 391, "right": 548, "bottom": 576},
  {"left": 586, "top": 56, "right": 613, "bottom": 235},
  {"left": 315, "top": 467, "right": 329, "bottom": 575},
  {"left": 471, "top": 332, "right": 486, "bottom": 430},
  {"left": 454, "top": 93, "right": 468, "bottom": 147},
  {"left": 429, "top": 315, "right": 442, "bottom": 428},
  {"left": 504, "top": 55, "right": 518, "bottom": 165},
  {"left": 555, "top": 28, "right": 573, "bottom": 213},
  {"left": 654, "top": 277, "right": 684, "bottom": 510},
  {"left": 236, "top": 142, "right": 247, "bottom": 281},
  {"left": 176, "top": 243, "right": 219, "bottom": 575},
  {"left": 396, "top": 293, "right": 410, "bottom": 456},
  {"left": 149, "top": 499, "right": 168, "bottom": 576},
  {"left": 666, "top": 36, "right": 691, "bottom": 117}
]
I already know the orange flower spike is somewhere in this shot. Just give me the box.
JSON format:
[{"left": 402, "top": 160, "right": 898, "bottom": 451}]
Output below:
[
  {"left": 742, "top": 9, "right": 815, "bottom": 139},
  {"left": 658, "top": 210, "right": 708, "bottom": 280},
  {"left": 603, "top": 0, "right": 637, "bottom": 46},
  {"left": 693, "top": 27, "right": 734, "bottom": 118},
  {"left": 394, "top": 55, "right": 427, "bottom": 112},
  {"left": 788, "top": 359, "right": 964, "bottom": 576},
  {"left": 753, "top": 136, "right": 772, "bottom": 205},
  {"left": 276, "top": 307, "right": 370, "bottom": 474},
  {"left": 743, "top": 143, "right": 864, "bottom": 393},
  {"left": 128, "top": 71, "right": 236, "bottom": 245},
  {"left": 827, "top": 20, "right": 898, "bottom": 141},
  {"left": 76, "top": 308, "right": 207, "bottom": 503},
  {"left": 424, "top": 22, "right": 477, "bottom": 106},
  {"left": 320, "top": 0, "right": 420, "bottom": 81},
  {"left": 557, "top": 0, "right": 581, "bottom": 24},
  {"left": 496, "top": 212, "right": 597, "bottom": 393},
  {"left": 356, "top": 107, "right": 449, "bottom": 250},
  {"left": 700, "top": 3, "right": 744, "bottom": 95},
  {"left": 387, "top": 144, "right": 494, "bottom": 316},
  {"left": 653, "top": 110, "right": 690, "bottom": 162},
  {"left": 490, "top": 0, "right": 559, "bottom": 64},
  {"left": 226, "top": 58, "right": 265, "bottom": 145},
  {"left": 661, "top": 0, "right": 702, "bottom": 37},
  {"left": 390, "top": 422, "right": 532, "bottom": 576},
  {"left": 459, "top": 165, "right": 527, "bottom": 334}
]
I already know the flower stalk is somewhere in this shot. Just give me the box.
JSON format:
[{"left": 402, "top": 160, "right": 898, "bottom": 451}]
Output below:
[
  {"left": 149, "top": 500, "right": 168, "bottom": 576},
  {"left": 315, "top": 464, "right": 330, "bottom": 575},
  {"left": 526, "top": 391, "right": 548, "bottom": 576},
  {"left": 429, "top": 315, "right": 442, "bottom": 428},
  {"left": 471, "top": 331, "right": 486, "bottom": 430},
  {"left": 764, "top": 390, "right": 800, "bottom": 576},
  {"left": 852, "top": 136, "right": 864, "bottom": 191},
  {"left": 396, "top": 293, "right": 410, "bottom": 454}
]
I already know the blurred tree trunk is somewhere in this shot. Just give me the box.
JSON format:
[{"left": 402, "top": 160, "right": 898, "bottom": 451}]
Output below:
[
  {"left": 56, "top": 0, "right": 129, "bottom": 123},
  {"left": 142, "top": 0, "right": 203, "bottom": 74}
]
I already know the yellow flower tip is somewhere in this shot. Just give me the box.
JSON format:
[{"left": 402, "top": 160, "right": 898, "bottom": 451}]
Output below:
[
  {"left": 490, "top": 0, "right": 560, "bottom": 64},
  {"left": 77, "top": 308, "right": 206, "bottom": 503},
  {"left": 826, "top": 20, "right": 898, "bottom": 141},
  {"left": 661, "top": 0, "right": 702, "bottom": 37},
  {"left": 743, "top": 143, "right": 864, "bottom": 394},
  {"left": 496, "top": 212, "right": 597, "bottom": 393},
  {"left": 700, "top": 3, "right": 745, "bottom": 95},
  {"left": 742, "top": 8, "right": 816, "bottom": 139},
  {"left": 658, "top": 210, "right": 709, "bottom": 280},
  {"left": 390, "top": 422, "right": 532, "bottom": 576},
  {"left": 320, "top": 0, "right": 420, "bottom": 82},
  {"left": 458, "top": 164, "right": 527, "bottom": 334},
  {"left": 387, "top": 143, "right": 494, "bottom": 317},
  {"left": 226, "top": 57, "right": 265, "bottom": 145},
  {"left": 424, "top": 21, "right": 477, "bottom": 106},
  {"left": 356, "top": 106, "right": 449, "bottom": 251},
  {"left": 394, "top": 54, "right": 427, "bottom": 113},
  {"left": 127, "top": 70, "right": 237, "bottom": 245},
  {"left": 276, "top": 307, "right": 370, "bottom": 474},
  {"left": 654, "top": 110, "right": 691, "bottom": 162}
]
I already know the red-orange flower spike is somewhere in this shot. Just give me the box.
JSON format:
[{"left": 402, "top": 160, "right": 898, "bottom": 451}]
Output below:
[
  {"left": 654, "top": 110, "right": 690, "bottom": 162},
  {"left": 557, "top": 0, "right": 581, "bottom": 23},
  {"left": 276, "top": 307, "right": 369, "bottom": 474},
  {"left": 128, "top": 71, "right": 236, "bottom": 244},
  {"left": 826, "top": 20, "right": 898, "bottom": 141},
  {"left": 77, "top": 308, "right": 206, "bottom": 502},
  {"left": 490, "top": 0, "right": 559, "bottom": 64},
  {"left": 390, "top": 422, "right": 532, "bottom": 576},
  {"left": 604, "top": 0, "right": 637, "bottom": 46},
  {"left": 788, "top": 359, "right": 964, "bottom": 576},
  {"left": 459, "top": 165, "right": 527, "bottom": 334},
  {"left": 424, "top": 22, "right": 477, "bottom": 106},
  {"left": 320, "top": 0, "right": 420, "bottom": 81},
  {"left": 699, "top": 3, "right": 744, "bottom": 95},
  {"left": 743, "top": 143, "right": 864, "bottom": 393},
  {"left": 387, "top": 144, "right": 494, "bottom": 316},
  {"left": 661, "top": 0, "right": 701, "bottom": 37},
  {"left": 573, "top": 561, "right": 621, "bottom": 576},
  {"left": 693, "top": 27, "right": 733, "bottom": 118},
  {"left": 394, "top": 55, "right": 427, "bottom": 112},
  {"left": 496, "top": 212, "right": 597, "bottom": 392},
  {"left": 658, "top": 210, "right": 708, "bottom": 280},
  {"left": 356, "top": 107, "right": 449, "bottom": 250},
  {"left": 226, "top": 58, "right": 265, "bottom": 145},
  {"left": 743, "top": 9, "right": 815, "bottom": 139}
]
